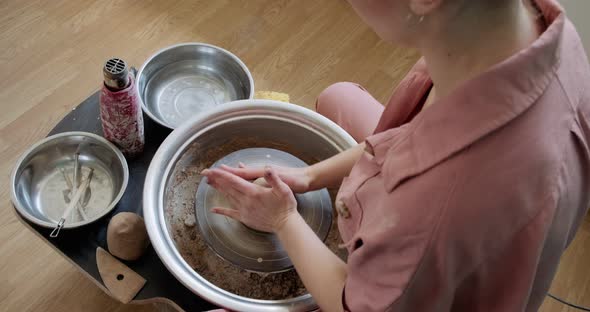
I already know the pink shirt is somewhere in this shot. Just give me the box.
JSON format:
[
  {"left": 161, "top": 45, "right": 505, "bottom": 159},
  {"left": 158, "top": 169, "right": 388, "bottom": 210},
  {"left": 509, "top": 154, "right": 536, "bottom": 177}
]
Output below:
[{"left": 337, "top": 0, "right": 590, "bottom": 311}]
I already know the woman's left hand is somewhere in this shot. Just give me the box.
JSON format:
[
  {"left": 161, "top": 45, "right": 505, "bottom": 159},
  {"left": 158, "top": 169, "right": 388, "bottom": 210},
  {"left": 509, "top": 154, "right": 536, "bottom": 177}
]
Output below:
[{"left": 201, "top": 166, "right": 297, "bottom": 233}]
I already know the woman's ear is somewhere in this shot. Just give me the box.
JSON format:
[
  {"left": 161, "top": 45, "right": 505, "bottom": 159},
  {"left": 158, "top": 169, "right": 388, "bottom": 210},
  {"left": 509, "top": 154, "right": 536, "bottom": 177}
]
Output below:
[{"left": 409, "top": 0, "right": 444, "bottom": 16}]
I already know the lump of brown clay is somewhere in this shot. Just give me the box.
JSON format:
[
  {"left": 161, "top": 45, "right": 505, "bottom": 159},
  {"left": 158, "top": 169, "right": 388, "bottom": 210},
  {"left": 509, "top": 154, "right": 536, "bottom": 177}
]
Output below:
[
  {"left": 107, "top": 212, "right": 150, "bottom": 261},
  {"left": 253, "top": 177, "right": 270, "bottom": 188}
]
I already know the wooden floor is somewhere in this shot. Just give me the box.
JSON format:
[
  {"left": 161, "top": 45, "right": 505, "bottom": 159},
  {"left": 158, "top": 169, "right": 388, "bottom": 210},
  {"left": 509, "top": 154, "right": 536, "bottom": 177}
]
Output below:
[{"left": 0, "top": 0, "right": 588, "bottom": 311}]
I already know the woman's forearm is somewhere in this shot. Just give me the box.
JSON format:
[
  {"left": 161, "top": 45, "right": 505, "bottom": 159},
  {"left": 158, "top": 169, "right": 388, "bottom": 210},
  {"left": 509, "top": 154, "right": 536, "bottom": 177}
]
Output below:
[
  {"left": 277, "top": 212, "right": 347, "bottom": 312},
  {"left": 306, "top": 143, "right": 365, "bottom": 190}
]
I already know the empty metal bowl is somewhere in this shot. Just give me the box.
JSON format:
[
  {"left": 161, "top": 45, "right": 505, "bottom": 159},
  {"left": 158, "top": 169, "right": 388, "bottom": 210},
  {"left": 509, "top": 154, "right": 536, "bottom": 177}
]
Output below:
[
  {"left": 11, "top": 132, "right": 129, "bottom": 229},
  {"left": 136, "top": 43, "right": 254, "bottom": 129}
]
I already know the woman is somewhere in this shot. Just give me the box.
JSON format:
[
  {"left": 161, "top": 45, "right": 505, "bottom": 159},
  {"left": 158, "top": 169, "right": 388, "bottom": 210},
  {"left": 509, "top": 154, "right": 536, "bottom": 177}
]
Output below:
[{"left": 202, "top": 0, "right": 590, "bottom": 311}]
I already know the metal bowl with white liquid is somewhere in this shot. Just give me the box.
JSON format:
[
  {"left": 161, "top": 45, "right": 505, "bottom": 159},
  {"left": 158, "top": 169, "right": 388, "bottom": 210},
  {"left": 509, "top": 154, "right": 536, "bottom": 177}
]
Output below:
[{"left": 11, "top": 132, "right": 129, "bottom": 230}]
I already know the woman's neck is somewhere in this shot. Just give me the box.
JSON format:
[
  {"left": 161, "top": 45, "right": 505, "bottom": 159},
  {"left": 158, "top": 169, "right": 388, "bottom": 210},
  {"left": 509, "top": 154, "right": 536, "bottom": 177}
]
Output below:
[{"left": 420, "top": 0, "right": 541, "bottom": 102}]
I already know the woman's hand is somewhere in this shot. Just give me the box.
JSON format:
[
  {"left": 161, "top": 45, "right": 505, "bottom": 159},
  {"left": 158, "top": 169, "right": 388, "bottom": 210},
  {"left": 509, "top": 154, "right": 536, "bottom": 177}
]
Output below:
[
  {"left": 203, "top": 166, "right": 348, "bottom": 312},
  {"left": 201, "top": 166, "right": 297, "bottom": 233},
  {"left": 219, "top": 163, "right": 312, "bottom": 193}
]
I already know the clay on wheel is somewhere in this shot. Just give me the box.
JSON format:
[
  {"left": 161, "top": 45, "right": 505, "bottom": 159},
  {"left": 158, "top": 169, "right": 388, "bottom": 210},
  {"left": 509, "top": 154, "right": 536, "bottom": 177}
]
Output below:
[{"left": 253, "top": 177, "right": 270, "bottom": 188}]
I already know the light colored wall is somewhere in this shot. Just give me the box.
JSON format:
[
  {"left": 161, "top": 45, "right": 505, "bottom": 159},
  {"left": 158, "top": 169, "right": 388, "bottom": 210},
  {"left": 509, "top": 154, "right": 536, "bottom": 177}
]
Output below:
[{"left": 560, "top": 0, "right": 590, "bottom": 56}]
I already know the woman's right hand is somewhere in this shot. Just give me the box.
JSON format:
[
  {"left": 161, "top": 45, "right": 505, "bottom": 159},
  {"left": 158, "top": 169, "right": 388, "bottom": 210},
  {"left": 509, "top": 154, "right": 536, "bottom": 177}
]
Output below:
[{"left": 219, "top": 163, "right": 312, "bottom": 193}]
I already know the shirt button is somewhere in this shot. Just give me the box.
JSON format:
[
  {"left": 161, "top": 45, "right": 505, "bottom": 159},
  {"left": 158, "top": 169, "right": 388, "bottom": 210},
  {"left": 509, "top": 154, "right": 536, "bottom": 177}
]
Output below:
[{"left": 336, "top": 200, "right": 351, "bottom": 219}]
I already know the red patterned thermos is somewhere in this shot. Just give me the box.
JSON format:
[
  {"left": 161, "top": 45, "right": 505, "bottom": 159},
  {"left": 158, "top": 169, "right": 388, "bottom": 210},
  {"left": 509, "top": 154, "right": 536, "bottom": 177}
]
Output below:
[{"left": 99, "top": 58, "right": 144, "bottom": 157}]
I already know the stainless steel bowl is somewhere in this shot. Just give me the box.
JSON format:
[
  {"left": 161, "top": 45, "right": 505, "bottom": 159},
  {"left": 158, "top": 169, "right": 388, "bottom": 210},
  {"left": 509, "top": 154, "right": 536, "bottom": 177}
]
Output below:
[
  {"left": 143, "top": 100, "right": 356, "bottom": 311},
  {"left": 11, "top": 132, "right": 129, "bottom": 229},
  {"left": 136, "top": 43, "right": 254, "bottom": 129}
]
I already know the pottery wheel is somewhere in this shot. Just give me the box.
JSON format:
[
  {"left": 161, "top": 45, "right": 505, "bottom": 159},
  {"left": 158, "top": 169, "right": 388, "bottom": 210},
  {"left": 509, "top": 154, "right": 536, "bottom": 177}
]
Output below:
[{"left": 195, "top": 148, "right": 332, "bottom": 273}]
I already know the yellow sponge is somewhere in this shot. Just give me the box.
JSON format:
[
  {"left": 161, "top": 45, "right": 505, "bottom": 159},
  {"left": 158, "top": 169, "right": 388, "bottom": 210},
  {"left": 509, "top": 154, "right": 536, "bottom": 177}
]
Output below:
[{"left": 254, "top": 91, "right": 290, "bottom": 103}]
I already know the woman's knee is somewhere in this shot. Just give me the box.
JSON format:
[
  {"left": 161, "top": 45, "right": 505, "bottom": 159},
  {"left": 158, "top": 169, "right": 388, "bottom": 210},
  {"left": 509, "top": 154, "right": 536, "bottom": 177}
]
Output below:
[{"left": 316, "top": 82, "right": 365, "bottom": 117}]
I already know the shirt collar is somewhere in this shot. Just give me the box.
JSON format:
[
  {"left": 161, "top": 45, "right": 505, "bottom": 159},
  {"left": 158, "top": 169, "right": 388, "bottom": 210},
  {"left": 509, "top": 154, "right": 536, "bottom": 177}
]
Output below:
[
  {"left": 367, "top": 0, "right": 564, "bottom": 192},
  {"left": 373, "top": 59, "right": 432, "bottom": 133}
]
